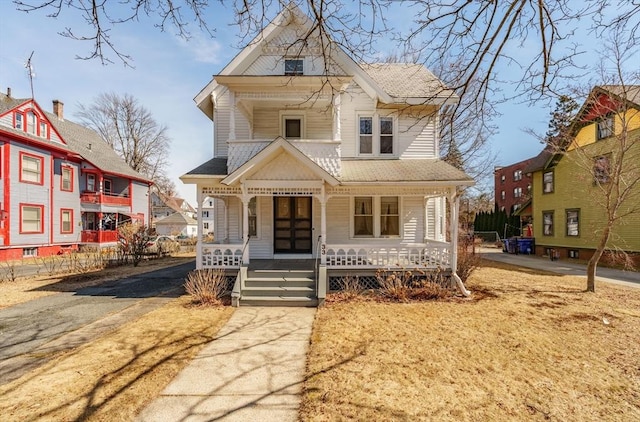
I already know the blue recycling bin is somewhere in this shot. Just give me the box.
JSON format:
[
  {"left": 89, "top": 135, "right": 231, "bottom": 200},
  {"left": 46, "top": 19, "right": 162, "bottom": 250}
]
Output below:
[
  {"left": 517, "top": 238, "right": 535, "bottom": 255},
  {"left": 506, "top": 237, "right": 518, "bottom": 254}
]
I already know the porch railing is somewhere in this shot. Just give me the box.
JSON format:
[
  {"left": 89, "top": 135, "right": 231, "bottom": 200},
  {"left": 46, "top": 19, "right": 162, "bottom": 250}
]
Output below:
[
  {"left": 201, "top": 243, "right": 244, "bottom": 268},
  {"left": 325, "top": 242, "right": 451, "bottom": 269},
  {"left": 80, "top": 191, "right": 130, "bottom": 206},
  {"left": 81, "top": 230, "right": 119, "bottom": 243}
]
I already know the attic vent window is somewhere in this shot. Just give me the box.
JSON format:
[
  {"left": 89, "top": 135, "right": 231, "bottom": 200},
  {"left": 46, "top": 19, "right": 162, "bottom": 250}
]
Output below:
[{"left": 284, "top": 59, "right": 304, "bottom": 76}]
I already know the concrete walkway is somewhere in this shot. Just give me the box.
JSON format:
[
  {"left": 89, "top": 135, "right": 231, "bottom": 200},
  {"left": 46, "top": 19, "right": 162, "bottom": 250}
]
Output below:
[
  {"left": 138, "top": 306, "right": 316, "bottom": 422},
  {"left": 480, "top": 247, "right": 640, "bottom": 288}
]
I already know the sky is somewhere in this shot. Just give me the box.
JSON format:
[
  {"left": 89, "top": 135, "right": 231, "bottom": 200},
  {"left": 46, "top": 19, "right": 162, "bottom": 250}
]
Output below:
[{"left": 0, "top": 2, "right": 624, "bottom": 207}]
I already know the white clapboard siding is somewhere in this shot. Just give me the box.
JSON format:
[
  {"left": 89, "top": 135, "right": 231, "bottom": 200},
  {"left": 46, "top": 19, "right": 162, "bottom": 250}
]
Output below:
[
  {"left": 398, "top": 114, "right": 437, "bottom": 159},
  {"left": 339, "top": 84, "right": 376, "bottom": 157},
  {"left": 402, "top": 197, "right": 424, "bottom": 243}
]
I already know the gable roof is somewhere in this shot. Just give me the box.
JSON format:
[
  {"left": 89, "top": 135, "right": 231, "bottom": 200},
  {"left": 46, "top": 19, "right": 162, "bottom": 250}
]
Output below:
[
  {"left": 360, "top": 63, "right": 456, "bottom": 104},
  {"left": 221, "top": 137, "right": 340, "bottom": 186},
  {"left": 194, "top": 3, "right": 456, "bottom": 118},
  {"left": 155, "top": 211, "right": 197, "bottom": 226},
  {"left": 46, "top": 112, "right": 150, "bottom": 182},
  {"left": 0, "top": 92, "right": 150, "bottom": 183}
]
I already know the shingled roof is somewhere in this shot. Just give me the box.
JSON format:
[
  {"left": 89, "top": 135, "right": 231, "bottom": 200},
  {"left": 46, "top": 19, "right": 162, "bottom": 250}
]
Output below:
[
  {"left": 0, "top": 92, "right": 149, "bottom": 183},
  {"left": 340, "top": 159, "right": 473, "bottom": 184},
  {"left": 361, "top": 63, "right": 456, "bottom": 101},
  {"left": 46, "top": 111, "right": 150, "bottom": 182}
]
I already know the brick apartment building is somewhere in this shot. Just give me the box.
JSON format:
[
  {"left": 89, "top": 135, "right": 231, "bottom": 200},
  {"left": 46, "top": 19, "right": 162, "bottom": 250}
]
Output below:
[{"left": 494, "top": 157, "right": 534, "bottom": 215}]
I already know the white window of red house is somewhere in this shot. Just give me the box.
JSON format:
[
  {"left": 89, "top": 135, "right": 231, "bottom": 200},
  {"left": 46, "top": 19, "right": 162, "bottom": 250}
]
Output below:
[
  {"left": 61, "top": 209, "right": 73, "bottom": 233},
  {"left": 20, "top": 152, "right": 43, "bottom": 184},
  {"left": 14, "top": 109, "right": 49, "bottom": 139},
  {"left": 87, "top": 174, "right": 96, "bottom": 191},
  {"left": 21, "top": 204, "right": 44, "bottom": 233},
  {"left": 61, "top": 166, "right": 73, "bottom": 191}
]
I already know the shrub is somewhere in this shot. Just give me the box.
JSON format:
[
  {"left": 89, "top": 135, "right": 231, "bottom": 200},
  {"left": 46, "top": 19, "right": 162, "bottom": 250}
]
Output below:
[
  {"left": 184, "top": 269, "right": 230, "bottom": 306},
  {"left": 376, "top": 268, "right": 451, "bottom": 302}
]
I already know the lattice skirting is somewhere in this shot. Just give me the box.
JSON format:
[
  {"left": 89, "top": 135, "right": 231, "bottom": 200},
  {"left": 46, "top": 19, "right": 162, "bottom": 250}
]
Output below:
[{"left": 328, "top": 272, "right": 454, "bottom": 292}]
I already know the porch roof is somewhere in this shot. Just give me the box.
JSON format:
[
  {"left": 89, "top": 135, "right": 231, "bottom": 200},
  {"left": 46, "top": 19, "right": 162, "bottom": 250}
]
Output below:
[
  {"left": 182, "top": 156, "right": 474, "bottom": 186},
  {"left": 340, "top": 159, "right": 474, "bottom": 185}
]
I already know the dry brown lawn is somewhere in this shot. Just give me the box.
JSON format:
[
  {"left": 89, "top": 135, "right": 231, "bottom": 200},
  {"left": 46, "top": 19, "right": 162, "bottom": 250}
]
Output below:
[
  {"left": 0, "top": 297, "right": 233, "bottom": 422},
  {"left": 301, "top": 261, "right": 640, "bottom": 421},
  {"left": 0, "top": 253, "right": 234, "bottom": 421}
]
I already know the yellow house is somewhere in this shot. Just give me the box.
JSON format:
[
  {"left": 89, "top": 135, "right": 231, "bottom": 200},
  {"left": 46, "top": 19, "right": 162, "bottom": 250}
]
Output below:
[{"left": 527, "top": 85, "right": 640, "bottom": 264}]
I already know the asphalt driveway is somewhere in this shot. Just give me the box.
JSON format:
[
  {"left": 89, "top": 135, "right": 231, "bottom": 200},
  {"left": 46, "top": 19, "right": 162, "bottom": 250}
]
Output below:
[{"left": 0, "top": 260, "right": 195, "bottom": 385}]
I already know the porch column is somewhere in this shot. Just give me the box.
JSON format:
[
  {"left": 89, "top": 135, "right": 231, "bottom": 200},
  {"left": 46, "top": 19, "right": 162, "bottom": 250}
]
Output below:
[
  {"left": 241, "top": 194, "right": 251, "bottom": 265},
  {"left": 319, "top": 194, "right": 327, "bottom": 265},
  {"left": 229, "top": 91, "right": 236, "bottom": 141},
  {"left": 196, "top": 187, "right": 204, "bottom": 269},
  {"left": 449, "top": 188, "right": 460, "bottom": 273},
  {"left": 332, "top": 93, "right": 341, "bottom": 141}
]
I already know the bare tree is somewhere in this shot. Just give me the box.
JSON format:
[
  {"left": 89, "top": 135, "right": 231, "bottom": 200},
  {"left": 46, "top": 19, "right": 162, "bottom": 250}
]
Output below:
[
  {"left": 76, "top": 92, "right": 173, "bottom": 193},
  {"left": 547, "top": 35, "right": 640, "bottom": 292},
  {"left": 13, "top": 1, "right": 639, "bottom": 96}
]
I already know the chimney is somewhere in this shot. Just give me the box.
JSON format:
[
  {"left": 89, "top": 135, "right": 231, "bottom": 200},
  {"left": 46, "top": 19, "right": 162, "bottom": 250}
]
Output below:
[
  {"left": 6, "top": 87, "right": 11, "bottom": 98},
  {"left": 52, "top": 100, "right": 64, "bottom": 120}
]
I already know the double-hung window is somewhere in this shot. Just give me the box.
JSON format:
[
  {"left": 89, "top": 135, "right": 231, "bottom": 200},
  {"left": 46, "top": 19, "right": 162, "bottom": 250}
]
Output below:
[
  {"left": 61, "top": 166, "right": 73, "bottom": 191},
  {"left": 358, "top": 117, "right": 373, "bottom": 154},
  {"left": 61, "top": 209, "right": 73, "bottom": 233},
  {"left": 513, "top": 187, "right": 522, "bottom": 198},
  {"left": 248, "top": 197, "right": 258, "bottom": 237},
  {"left": 543, "top": 171, "right": 554, "bottom": 193},
  {"left": 379, "top": 117, "right": 394, "bottom": 154},
  {"left": 20, "top": 153, "right": 43, "bottom": 184},
  {"left": 597, "top": 115, "right": 614, "bottom": 140},
  {"left": 358, "top": 115, "right": 394, "bottom": 156},
  {"left": 543, "top": 211, "right": 554, "bottom": 236},
  {"left": 514, "top": 170, "right": 523, "bottom": 181},
  {"left": 593, "top": 155, "right": 610, "bottom": 184},
  {"left": 566, "top": 209, "right": 579, "bottom": 237},
  {"left": 21, "top": 204, "right": 44, "bottom": 233},
  {"left": 354, "top": 197, "right": 400, "bottom": 237}
]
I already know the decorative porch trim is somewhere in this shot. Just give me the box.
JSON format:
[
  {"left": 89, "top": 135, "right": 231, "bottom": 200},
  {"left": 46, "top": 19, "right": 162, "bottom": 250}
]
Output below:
[{"left": 201, "top": 244, "right": 244, "bottom": 268}]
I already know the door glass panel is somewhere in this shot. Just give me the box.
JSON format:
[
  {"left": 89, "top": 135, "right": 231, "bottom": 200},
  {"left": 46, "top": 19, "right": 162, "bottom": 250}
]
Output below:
[
  {"left": 276, "top": 197, "right": 290, "bottom": 218},
  {"left": 295, "top": 197, "right": 310, "bottom": 218}
]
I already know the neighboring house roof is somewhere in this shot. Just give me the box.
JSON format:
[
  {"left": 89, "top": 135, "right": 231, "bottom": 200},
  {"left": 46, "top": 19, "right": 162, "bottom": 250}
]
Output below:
[
  {"left": 340, "top": 159, "right": 473, "bottom": 184},
  {"left": 523, "top": 147, "right": 554, "bottom": 174},
  {"left": 155, "top": 212, "right": 197, "bottom": 226},
  {"left": 46, "top": 111, "right": 150, "bottom": 182},
  {"left": 153, "top": 190, "right": 195, "bottom": 214},
  {"left": 0, "top": 94, "right": 78, "bottom": 156},
  {"left": 0, "top": 93, "right": 150, "bottom": 183}
]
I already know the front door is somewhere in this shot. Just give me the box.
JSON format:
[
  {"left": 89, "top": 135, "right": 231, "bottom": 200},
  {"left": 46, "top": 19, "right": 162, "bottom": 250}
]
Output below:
[{"left": 274, "top": 196, "right": 312, "bottom": 253}]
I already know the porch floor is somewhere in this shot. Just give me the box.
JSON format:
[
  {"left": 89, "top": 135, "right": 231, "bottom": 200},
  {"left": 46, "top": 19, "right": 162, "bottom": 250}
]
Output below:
[{"left": 248, "top": 259, "right": 316, "bottom": 271}]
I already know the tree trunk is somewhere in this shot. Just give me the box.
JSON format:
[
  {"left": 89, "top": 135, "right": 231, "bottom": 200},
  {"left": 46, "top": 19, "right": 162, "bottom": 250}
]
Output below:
[{"left": 586, "top": 225, "right": 612, "bottom": 292}]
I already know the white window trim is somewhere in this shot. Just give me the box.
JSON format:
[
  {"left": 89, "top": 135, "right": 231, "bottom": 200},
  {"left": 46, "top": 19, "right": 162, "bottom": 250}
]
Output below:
[
  {"left": 279, "top": 111, "right": 306, "bottom": 139},
  {"left": 356, "top": 112, "right": 397, "bottom": 157},
  {"left": 350, "top": 196, "right": 402, "bottom": 239}
]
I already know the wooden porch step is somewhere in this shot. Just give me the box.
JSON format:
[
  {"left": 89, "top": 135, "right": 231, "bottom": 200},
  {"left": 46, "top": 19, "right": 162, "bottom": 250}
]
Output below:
[
  {"left": 239, "top": 295, "right": 318, "bottom": 307},
  {"left": 240, "top": 267, "right": 317, "bottom": 307}
]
